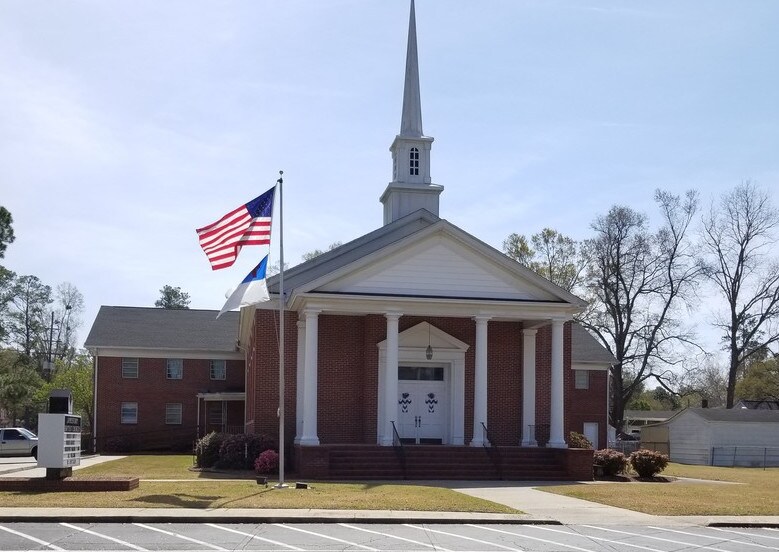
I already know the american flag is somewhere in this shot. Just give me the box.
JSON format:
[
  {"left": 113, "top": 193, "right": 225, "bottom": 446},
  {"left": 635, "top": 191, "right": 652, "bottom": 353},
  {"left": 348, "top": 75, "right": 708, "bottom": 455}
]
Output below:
[{"left": 196, "top": 187, "right": 275, "bottom": 270}]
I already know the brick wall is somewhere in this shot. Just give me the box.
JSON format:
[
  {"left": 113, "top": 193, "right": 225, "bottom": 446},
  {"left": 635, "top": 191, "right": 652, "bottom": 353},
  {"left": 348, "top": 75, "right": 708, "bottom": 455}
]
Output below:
[
  {"left": 95, "top": 356, "right": 244, "bottom": 452},
  {"left": 248, "top": 314, "right": 607, "bottom": 450}
]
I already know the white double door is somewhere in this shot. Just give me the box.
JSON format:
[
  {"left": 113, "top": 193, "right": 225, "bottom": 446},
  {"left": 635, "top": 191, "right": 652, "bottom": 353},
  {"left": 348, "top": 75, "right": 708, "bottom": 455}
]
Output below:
[{"left": 397, "top": 366, "right": 448, "bottom": 444}]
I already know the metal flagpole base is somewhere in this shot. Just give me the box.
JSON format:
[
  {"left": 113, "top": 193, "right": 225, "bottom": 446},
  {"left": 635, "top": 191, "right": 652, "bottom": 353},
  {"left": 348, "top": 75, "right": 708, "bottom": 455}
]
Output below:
[{"left": 274, "top": 483, "right": 289, "bottom": 489}]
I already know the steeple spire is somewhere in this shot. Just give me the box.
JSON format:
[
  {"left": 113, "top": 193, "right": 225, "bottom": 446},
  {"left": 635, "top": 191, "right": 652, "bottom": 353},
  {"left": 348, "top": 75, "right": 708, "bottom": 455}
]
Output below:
[
  {"left": 400, "top": 0, "right": 423, "bottom": 137},
  {"left": 380, "top": 0, "right": 443, "bottom": 226}
]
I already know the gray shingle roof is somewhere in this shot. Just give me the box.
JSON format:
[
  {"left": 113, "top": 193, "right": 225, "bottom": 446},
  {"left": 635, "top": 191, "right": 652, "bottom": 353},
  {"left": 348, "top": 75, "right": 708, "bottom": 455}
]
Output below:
[
  {"left": 571, "top": 323, "right": 616, "bottom": 365},
  {"left": 689, "top": 407, "right": 779, "bottom": 423},
  {"left": 84, "top": 306, "right": 239, "bottom": 352}
]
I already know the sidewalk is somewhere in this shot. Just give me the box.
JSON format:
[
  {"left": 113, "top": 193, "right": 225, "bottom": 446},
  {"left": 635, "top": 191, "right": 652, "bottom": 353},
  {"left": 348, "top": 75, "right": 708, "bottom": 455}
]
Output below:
[{"left": 0, "top": 457, "right": 777, "bottom": 527}]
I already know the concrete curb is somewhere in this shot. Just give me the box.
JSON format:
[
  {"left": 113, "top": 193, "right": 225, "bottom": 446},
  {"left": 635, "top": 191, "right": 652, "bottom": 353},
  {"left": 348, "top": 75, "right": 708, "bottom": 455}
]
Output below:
[{"left": 0, "top": 509, "right": 558, "bottom": 525}]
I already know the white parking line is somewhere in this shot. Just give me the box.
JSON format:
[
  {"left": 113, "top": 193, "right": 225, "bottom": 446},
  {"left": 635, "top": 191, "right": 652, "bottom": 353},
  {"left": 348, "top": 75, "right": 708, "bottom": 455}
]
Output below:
[
  {"left": 60, "top": 522, "right": 149, "bottom": 551},
  {"left": 205, "top": 523, "right": 305, "bottom": 551},
  {"left": 584, "top": 525, "right": 735, "bottom": 552},
  {"left": 274, "top": 523, "right": 379, "bottom": 551},
  {"left": 648, "top": 526, "right": 779, "bottom": 551},
  {"left": 528, "top": 524, "right": 666, "bottom": 551},
  {"left": 406, "top": 524, "right": 523, "bottom": 552},
  {"left": 134, "top": 523, "right": 228, "bottom": 551},
  {"left": 467, "top": 524, "right": 597, "bottom": 552},
  {"left": 339, "top": 523, "right": 454, "bottom": 551},
  {"left": 713, "top": 527, "right": 779, "bottom": 542},
  {"left": 0, "top": 524, "right": 64, "bottom": 550}
]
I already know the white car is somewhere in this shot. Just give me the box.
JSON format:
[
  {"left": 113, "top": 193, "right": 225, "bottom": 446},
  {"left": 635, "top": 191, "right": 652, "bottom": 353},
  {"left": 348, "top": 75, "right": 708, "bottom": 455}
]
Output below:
[{"left": 0, "top": 427, "right": 38, "bottom": 459}]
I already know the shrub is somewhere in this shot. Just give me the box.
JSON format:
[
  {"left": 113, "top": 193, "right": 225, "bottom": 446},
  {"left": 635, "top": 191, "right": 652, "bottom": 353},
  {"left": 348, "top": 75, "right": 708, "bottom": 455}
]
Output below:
[
  {"left": 629, "top": 449, "right": 669, "bottom": 478},
  {"left": 593, "top": 448, "right": 628, "bottom": 476},
  {"left": 568, "top": 431, "right": 593, "bottom": 449},
  {"left": 216, "top": 433, "right": 276, "bottom": 470},
  {"left": 254, "top": 449, "right": 280, "bottom": 474},
  {"left": 194, "top": 432, "right": 226, "bottom": 468}
]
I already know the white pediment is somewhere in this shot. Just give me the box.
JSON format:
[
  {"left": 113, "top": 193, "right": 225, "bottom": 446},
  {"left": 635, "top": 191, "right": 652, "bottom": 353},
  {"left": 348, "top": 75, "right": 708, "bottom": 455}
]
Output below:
[{"left": 317, "top": 232, "right": 561, "bottom": 302}]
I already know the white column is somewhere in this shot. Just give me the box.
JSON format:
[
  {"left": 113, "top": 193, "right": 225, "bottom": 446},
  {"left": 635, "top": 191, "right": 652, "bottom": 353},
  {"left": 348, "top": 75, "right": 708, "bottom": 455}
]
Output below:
[
  {"left": 521, "top": 328, "right": 538, "bottom": 447},
  {"left": 470, "top": 316, "right": 490, "bottom": 446},
  {"left": 381, "top": 313, "right": 402, "bottom": 446},
  {"left": 299, "top": 309, "right": 320, "bottom": 445},
  {"left": 548, "top": 318, "right": 567, "bottom": 448},
  {"left": 294, "top": 318, "right": 306, "bottom": 444}
]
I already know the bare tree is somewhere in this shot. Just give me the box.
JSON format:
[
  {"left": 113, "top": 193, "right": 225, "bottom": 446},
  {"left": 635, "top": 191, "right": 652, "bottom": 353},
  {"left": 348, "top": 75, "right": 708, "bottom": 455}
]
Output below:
[
  {"left": 701, "top": 182, "right": 779, "bottom": 407},
  {"left": 502, "top": 233, "right": 534, "bottom": 266},
  {"left": 580, "top": 190, "right": 702, "bottom": 430},
  {"left": 503, "top": 229, "right": 589, "bottom": 293},
  {"left": 301, "top": 241, "right": 343, "bottom": 263}
]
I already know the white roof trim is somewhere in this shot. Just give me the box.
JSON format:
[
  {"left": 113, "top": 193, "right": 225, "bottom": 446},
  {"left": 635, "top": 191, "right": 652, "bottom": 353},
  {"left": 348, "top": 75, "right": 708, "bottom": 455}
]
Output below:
[{"left": 196, "top": 392, "right": 246, "bottom": 401}]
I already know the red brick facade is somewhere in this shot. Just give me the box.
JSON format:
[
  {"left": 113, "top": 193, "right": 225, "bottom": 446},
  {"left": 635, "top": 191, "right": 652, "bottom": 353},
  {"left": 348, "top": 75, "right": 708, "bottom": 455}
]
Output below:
[
  {"left": 95, "top": 356, "right": 244, "bottom": 451},
  {"left": 248, "top": 311, "right": 607, "bottom": 450}
]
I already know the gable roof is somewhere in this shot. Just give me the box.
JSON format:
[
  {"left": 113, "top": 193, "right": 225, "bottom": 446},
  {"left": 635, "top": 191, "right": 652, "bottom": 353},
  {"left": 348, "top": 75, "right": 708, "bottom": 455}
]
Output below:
[
  {"left": 734, "top": 399, "right": 779, "bottom": 410},
  {"left": 84, "top": 306, "right": 239, "bottom": 353},
  {"left": 268, "top": 209, "right": 587, "bottom": 308},
  {"left": 571, "top": 324, "right": 616, "bottom": 365},
  {"left": 670, "top": 407, "right": 779, "bottom": 424}
]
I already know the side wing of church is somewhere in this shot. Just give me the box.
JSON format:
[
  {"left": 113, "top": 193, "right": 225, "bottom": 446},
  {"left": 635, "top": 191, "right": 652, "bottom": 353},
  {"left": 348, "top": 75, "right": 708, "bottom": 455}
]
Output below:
[{"left": 86, "top": 1, "right": 613, "bottom": 480}]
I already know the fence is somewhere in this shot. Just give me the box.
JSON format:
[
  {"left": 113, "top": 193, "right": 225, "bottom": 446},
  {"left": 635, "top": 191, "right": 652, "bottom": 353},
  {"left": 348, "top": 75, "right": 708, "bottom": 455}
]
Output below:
[
  {"left": 710, "top": 446, "right": 779, "bottom": 468},
  {"left": 606, "top": 440, "right": 641, "bottom": 454}
]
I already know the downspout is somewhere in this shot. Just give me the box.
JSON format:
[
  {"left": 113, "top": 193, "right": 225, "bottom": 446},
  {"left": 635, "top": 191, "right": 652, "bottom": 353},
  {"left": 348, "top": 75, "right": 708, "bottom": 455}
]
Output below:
[{"left": 92, "top": 349, "right": 99, "bottom": 454}]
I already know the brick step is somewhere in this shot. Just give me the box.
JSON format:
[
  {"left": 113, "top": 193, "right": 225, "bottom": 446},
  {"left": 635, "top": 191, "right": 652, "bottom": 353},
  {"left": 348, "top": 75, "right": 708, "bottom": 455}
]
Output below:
[{"left": 320, "top": 445, "right": 573, "bottom": 480}]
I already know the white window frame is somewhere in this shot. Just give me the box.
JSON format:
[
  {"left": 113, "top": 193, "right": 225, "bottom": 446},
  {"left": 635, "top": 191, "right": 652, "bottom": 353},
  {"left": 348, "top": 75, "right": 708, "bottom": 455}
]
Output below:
[
  {"left": 210, "top": 360, "right": 226, "bottom": 381},
  {"left": 122, "top": 358, "right": 139, "bottom": 379},
  {"left": 121, "top": 402, "right": 138, "bottom": 424},
  {"left": 165, "top": 403, "right": 182, "bottom": 425},
  {"left": 574, "top": 369, "right": 590, "bottom": 390},
  {"left": 166, "top": 359, "right": 183, "bottom": 380}
]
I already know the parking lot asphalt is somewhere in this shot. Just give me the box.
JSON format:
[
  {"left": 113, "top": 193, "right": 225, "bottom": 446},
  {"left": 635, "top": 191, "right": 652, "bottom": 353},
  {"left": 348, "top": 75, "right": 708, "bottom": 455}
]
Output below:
[{"left": 0, "top": 455, "right": 777, "bottom": 527}]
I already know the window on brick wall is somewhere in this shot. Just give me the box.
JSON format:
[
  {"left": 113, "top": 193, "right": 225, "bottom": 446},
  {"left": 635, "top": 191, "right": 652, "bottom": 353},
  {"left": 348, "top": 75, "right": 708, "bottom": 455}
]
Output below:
[
  {"left": 166, "top": 359, "right": 183, "bottom": 379},
  {"left": 574, "top": 370, "right": 590, "bottom": 390},
  {"left": 210, "top": 360, "right": 226, "bottom": 380},
  {"left": 121, "top": 402, "right": 138, "bottom": 424},
  {"left": 165, "top": 403, "right": 182, "bottom": 425},
  {"left": 122, "top": 358, "right": 138, "bottom": 378}
]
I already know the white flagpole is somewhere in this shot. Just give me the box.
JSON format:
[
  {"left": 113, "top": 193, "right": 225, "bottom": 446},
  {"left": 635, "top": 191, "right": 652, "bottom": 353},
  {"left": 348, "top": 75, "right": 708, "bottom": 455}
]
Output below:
[{"left": 276, "top": 170, "right": 287, "bottom": 488}]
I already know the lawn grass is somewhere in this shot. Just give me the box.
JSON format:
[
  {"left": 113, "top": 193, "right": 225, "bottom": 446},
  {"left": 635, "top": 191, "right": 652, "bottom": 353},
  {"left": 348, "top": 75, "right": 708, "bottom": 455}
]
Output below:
[
  {"left": 0, "top": 455, "right": 518, "bottom": 513},
  {"left": 543, "top": 463, "right": 779, "bottom": 516}
]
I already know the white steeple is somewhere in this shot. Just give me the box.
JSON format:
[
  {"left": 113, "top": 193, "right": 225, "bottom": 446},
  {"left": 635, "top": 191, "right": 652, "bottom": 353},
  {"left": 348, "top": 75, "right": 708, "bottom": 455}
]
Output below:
[{"left": 380, "top": 0, "right": 443, "bottom": 225}]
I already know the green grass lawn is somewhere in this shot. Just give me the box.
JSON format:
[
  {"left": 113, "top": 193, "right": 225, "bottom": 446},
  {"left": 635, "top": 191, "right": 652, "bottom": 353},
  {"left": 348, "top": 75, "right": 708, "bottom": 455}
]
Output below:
[
  {"left": 543, "top": 463, "right": 779, "bottom": 516},
  {"left": 0, "top": 455, "right": 518, "bottom": 513}
]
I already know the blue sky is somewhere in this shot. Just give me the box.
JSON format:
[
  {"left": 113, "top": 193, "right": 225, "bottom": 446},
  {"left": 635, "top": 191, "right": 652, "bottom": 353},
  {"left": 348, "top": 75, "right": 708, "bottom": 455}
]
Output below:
[{"left": 2, "top": 1, "right": 777, "bottom": 352}]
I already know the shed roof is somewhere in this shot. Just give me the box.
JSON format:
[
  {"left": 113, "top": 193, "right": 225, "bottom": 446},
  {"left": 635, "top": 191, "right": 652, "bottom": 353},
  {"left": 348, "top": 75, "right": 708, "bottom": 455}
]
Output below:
[
  {"left": 681, "top": 408, "right": 779, "bottom": 423},
  {"left": 84, "top": 306, "right": 239, "bottom": 352}
]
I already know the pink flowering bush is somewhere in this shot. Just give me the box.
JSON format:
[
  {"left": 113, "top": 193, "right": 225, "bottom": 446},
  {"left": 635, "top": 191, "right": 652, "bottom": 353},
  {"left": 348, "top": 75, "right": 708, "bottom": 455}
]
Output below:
[{"left": 254, "top": 449, "right": 280, "bottom": 474}]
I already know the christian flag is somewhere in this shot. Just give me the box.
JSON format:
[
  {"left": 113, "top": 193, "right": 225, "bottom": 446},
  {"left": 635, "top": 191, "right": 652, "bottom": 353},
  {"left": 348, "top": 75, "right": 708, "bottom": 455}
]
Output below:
[
  {"left": 218, "top": 255, "right": 271, "bottom": 318},
  {"left": 196, "top": 187, "right": 275, "bottom": 270}
]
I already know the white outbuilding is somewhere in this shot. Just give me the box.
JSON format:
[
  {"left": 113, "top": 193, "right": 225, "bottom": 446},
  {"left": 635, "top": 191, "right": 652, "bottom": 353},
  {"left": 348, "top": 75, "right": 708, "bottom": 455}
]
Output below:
[{"left": 642, "top": 408, "right": 779, "bottom": 466}]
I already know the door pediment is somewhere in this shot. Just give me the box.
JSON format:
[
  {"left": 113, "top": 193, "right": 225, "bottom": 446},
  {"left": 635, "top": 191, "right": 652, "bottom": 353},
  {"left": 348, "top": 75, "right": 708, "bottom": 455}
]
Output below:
[{"left": 377, "top": 322, "right": 469, "bottom": 352}]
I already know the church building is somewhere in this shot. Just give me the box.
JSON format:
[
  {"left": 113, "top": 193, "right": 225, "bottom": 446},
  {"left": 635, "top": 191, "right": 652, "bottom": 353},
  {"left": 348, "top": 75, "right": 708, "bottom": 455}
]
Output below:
[{"left": 86, "top": 1, "right": 612, "bottom": 480}]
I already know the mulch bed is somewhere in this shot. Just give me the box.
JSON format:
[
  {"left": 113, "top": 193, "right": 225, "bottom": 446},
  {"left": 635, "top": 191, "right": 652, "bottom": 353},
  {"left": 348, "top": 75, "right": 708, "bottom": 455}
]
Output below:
[
  {"left": 0, "top": 476, "right": 139, "bottom": 492},
  {"left": 595, "top": 474, "right": 675, "bottom": 483}
]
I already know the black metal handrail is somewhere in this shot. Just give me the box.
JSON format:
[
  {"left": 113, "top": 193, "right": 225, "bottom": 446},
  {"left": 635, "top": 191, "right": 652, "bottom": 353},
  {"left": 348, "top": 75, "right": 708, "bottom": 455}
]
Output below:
[
  {"left": 390, "top": 420, "right": 407, "bottom": 479},
  {"left": 481, "top": 422, "right": 503, "bottom": 480}
]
